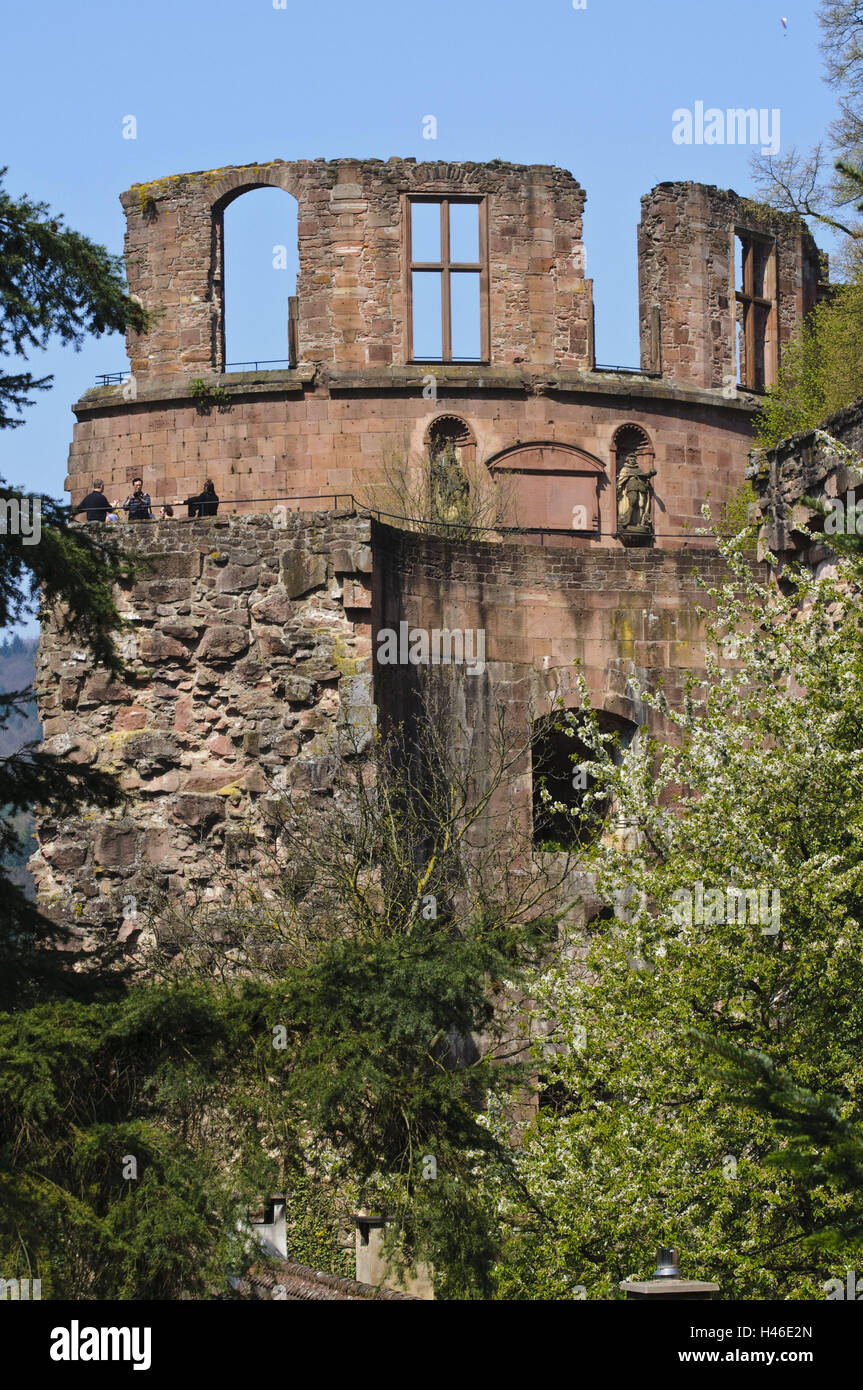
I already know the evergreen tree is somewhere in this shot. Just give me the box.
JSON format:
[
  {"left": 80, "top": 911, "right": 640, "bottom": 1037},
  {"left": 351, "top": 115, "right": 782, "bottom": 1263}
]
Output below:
[
  {"left": 0, "top": 168, "right": 149, "bottom": 959},
  {"left": 0, "top": 175, "right": 279, "bottom": 1300},
  {"left": 0, "top": 166, "right": 146, "bottom": 428},
  {"left": 692, "top": 1030, "right": 863, "bottom": 1254},
  {"left": 146, "top": 686, "right": 564, "bottom": 1297}
]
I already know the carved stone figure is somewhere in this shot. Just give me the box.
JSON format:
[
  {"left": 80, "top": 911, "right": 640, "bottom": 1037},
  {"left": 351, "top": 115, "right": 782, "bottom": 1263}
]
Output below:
[
  {"left": 616, "top": 453, "right": 656, "bottom": 531},
  {"left": 430, "top": 440, "right": 469, "bottom": 522}
]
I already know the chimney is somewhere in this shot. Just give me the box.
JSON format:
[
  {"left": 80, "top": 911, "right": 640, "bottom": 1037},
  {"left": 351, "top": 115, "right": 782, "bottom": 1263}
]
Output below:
[
  {"left": 353, "top": 1212, "right": 434, "bottom": 1300},
  {"left": 246, "top": 1195, "right": 288, "bottom": 1260}
]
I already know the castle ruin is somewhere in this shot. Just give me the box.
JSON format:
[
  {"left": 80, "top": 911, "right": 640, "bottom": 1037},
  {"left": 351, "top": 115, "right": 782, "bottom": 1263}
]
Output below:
[{"left": 32, "top": 157, "right": 823, "bottom": 940}]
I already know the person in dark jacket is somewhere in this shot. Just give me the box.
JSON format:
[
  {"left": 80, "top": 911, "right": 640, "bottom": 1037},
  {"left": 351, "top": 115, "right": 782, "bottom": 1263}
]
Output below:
[
  {"left": 72, "top": 479, "right": 112, "bottom": 522},
  {"left": 121, "top": 478, "right": 153, "bottom": 521},
  {"left": 183, "top": 479, "right": 219, "bottom": 518}
]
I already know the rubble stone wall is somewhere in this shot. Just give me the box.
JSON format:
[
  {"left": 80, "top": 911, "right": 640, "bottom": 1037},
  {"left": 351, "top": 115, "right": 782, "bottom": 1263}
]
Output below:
[
  {"left": 750, "top": 397, "right": 863, "bottom": 575},
  {"left": 31, "top": 510, "right": 374, "bottom": 947},
  {"left": 32, "top": 513, "right": 756, "bottom": 946}
]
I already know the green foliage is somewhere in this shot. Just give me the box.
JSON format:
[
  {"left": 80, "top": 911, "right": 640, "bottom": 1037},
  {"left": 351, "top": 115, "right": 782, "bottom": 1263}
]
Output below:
[
  {"left": 691, "top": 1029, "right": 863, "bottom": 1254},
  {"left": 147, "top": 692, "right": 564, "bottom": 1298},
  {"left": 0, "top": 175, "right": 274, "bottom": 1303},
  {"left": 0, "top": 981, "right": 283, "bottom": 1298},
  {"left": 148, "top": 914, "right": 547, "bottom": 1299},
  {"left": 0, "top": 172, "right": 149, "bottom": 943},
  {"left": 716, "top": 479, "right": 757, "bottom": 539},
  {"left": 277, "top": 1171, "right": 353, "bottom": 1277},
  {"left": 190, "top": 378, "right": 231, "bottom": 413},
  {"left": 0, "top": 166, "right": 148, "bottom": 429},
  {"left": 485, "top": 530, "right": 863, "bottom": 1298},
  {"left": 755, "top": 276, "right": 863, "bottom": 448}
]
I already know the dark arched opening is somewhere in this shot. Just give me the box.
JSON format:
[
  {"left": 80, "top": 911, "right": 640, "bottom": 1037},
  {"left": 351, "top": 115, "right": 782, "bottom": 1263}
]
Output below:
[{"left": 531, "top": 709, "right": 635, "bottom": 850}]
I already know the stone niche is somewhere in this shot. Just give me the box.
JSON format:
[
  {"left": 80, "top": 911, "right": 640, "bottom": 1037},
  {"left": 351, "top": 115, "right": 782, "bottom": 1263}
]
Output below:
[{"left": 30, "top": 509, "right": 375, "bottom": 946}]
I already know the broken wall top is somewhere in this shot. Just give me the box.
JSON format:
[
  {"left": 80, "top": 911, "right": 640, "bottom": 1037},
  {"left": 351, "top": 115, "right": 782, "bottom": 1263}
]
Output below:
[
  {"left": 638, "top": 181, "right": 821, "bottom": 390},
  {"left": 120, "top": 157, "right": 823, "bottom": 395},
  {"left": 122, "top": 156, "right": 591, "bottom": 378}
]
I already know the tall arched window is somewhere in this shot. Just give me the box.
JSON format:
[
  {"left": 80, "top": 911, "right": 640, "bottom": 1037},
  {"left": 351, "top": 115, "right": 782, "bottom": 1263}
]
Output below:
[{"left": 221, "top": 187, "right": 299, "bottom": 371}]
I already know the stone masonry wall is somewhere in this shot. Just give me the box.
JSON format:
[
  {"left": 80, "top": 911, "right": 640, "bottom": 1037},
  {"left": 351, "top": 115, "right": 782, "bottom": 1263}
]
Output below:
[
  {"left": 638, "top": 182, "right": 820, "bottom": 390},
  {"left": 66, "top": 380, "right": 756, "bottom": 547},
  {"left": 63, "top": 163, "right": 829, "bottom": 556},
  {"left": 31, "top": 511, "right": 374, "bottom": 947},
  {"left": 370, "top": 522, "right": 757, "bottom": 914},
  {"left": 32, "top": 512, "right": 760, "bottom": 943},
  {"left": 373, "top": 520, "right": 745, "bottom": 737},
  {"left": 750, "top": 396, "right": 863, "bottom": 575},
  {"left": 122, "top": 158, "right": 592, "bottom": 377}
]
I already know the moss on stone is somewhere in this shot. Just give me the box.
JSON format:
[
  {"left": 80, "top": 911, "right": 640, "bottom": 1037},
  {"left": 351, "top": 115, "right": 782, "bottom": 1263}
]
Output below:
[{"left": 331, "top": 636, "right": 360, "bottom": 676}]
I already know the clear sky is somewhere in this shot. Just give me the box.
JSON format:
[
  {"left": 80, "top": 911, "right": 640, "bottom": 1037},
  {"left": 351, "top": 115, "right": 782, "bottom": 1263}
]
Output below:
[{"left": 0, "top": 0, "right": 839, "bottom": 523}]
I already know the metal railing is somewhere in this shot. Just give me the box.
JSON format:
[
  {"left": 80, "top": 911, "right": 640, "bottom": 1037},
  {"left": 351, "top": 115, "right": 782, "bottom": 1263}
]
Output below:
[
  {"left": 224, "top": 358, "right": 295, "bottom": 372},
  {"left": 72, "top": 493, "right": 729, "bottom": 546},
  {"left": 96, "top": 359, "right": 662, "bottom": 386},
  {"left": 97, "top": 298, "right": 300, "bottom": 384},
  {"left": 95, "top": 360, "right": 297, "bottom": 386},
  {"left": 593, "top": 363, "right": 649, "bottom": 375},
  {"left": 73, "top": 492, "right": 357, "bottom": 518}
]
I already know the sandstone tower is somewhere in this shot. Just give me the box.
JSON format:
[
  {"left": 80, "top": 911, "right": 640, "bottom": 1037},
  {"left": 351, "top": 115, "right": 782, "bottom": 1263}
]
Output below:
[{"left": 32, "top": 158, "right": 823, "bottom": 941}]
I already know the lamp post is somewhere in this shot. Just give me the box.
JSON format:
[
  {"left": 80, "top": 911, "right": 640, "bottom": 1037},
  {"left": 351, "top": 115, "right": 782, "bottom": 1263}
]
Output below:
[{"left": 620, "top": 1247, "right": 719, "bottom": 1301}]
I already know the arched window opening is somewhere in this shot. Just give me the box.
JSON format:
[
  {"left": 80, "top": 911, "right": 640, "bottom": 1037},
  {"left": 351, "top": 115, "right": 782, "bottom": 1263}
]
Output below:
[
  {"left": 221, "top": 187, "right": 299, "bottom": 371},
  {"left": 532, "top": 710, "right": 635, "bottom": 851}
]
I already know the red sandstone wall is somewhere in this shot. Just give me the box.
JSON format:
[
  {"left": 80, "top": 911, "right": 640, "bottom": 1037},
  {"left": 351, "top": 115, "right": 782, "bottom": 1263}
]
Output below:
[
  {"left": 638, "top": 183, "right": 820, "bottom": 390},
  {"left": 66, "top": 381, "right": 755, "bottom": 546},
  {"left": 372, "top": 521, "right": 742, "bottom": 731},
  {"left": 32, "top": 512, "right": 752, "bottom": 938},
  {"left": 32, "top": 510, "right": 374, "bottom": 940},
  {"left": 122, "top": 158, "right": 592, "bottom": 377},
  {"left": 64, "top": 164, "right": 825, "bottom": 550}
]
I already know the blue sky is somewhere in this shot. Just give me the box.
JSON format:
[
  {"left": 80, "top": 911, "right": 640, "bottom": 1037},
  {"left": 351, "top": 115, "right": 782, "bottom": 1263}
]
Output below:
[{"left": 0, "top": 0, "right": 838, "bottom": 524}]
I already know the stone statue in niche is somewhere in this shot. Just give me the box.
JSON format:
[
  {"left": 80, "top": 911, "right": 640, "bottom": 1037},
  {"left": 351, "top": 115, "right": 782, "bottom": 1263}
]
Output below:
[
  {"left": 430, "top": 439, "right": 470, "bottom": 522},
  {"left": 616, "top": 452, "right": 656, "bottom": 532}
]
